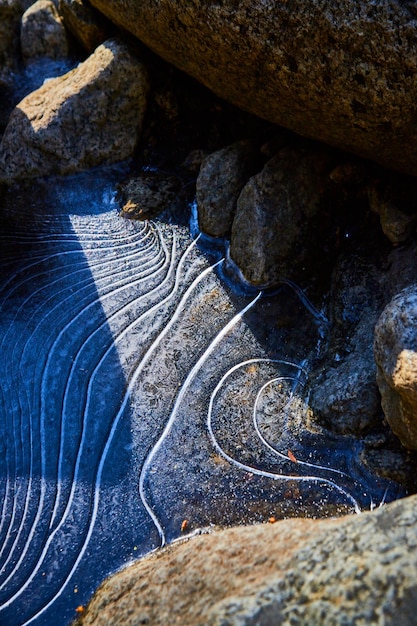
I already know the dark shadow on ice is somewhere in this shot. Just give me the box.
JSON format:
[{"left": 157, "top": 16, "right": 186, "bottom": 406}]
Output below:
[{"left": 0, "top": 166, "right": 161, "bottom": 626}]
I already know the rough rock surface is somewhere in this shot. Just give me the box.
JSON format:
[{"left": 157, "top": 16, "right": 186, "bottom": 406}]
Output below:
[
  {"left": 120, "top": 172, "right": 181, "bottom": 220},
  {"left": 0, "top": 0, "right": 33, "bottom": 70},
  {"left": 59, "top": 0, "right": 111, "bottom": 53},
  {"left": 196, "top": 140, "right": 261, "bottom": 238},
  {"left": 368, "top": 174, "right": 417, "bottom": 245},
  {"left": 75, "top": 494, "right": 417, "bottom": 626},
  {"left": 229, "top": 144, "right": 334, "bottom": 286},
  {"left": 309, "top": 252, "right": 387, "bottom": 435},
  {"left": 0, "top": 38, "right": 149, "bottom": 181},
  {"left": 90, "top": 0, "right": 417, "bottom": 176},
  {"left": 20, "top": 0, "right": 69, "bottom": 64},
  {"left": 310, "top": 239, "right": 417, "bottom": 439},
  {"left": 375, "top": 286, "right": 417, "bottom": 450}
]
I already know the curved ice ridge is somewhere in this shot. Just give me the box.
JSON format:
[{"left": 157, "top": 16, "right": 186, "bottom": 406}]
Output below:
[{"left": 0, "top": 202, "right": 394, "bottom": 626}]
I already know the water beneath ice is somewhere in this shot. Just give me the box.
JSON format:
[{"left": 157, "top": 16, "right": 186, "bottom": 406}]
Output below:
[{"left": 0, "top": 166, "right": 403, "bottom": 626}]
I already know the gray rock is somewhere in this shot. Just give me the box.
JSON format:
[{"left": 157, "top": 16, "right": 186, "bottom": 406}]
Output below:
[
  {"left": 59, "top": 0, "right": 110, "bottom": 53},
  {"left": 196, "top": 140, "right": 262, "bottom": 238},
  {"left": 368, "top": 174, "right": 417, "bottom": 245},
  {"left": 21, "top": 0, "right": 69, "bottom": 64},
  {"left": 89, "top": 0, "right": 417, "bottom": 177},
  {"left": 120, "top": 172, "right": 181, "bottom": 220},
  {"left": 375, "top": 286, "right": 417, "bottom": 450},
  {"left": 229, "top": 144, "right": 333, "bottom": 287},
  {"left": 310, "top": 341, "right": 382, "bottom": 435},
  {"left": 310, "top": 241, "right": 417, "bottom": 441},
  {"left": 75, "top": 494, "right": 417, "bottom": 626},
  {"left": 0, "top": 0, "right": 32, "bottom": 70},
  {"left": 310, "top": 253, "right": 386, "bottom": 435},
  {"left": 0, "top": 38, "right": 149, "bottom": 182}
]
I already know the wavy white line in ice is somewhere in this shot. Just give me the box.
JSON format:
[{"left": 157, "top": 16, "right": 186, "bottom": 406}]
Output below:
[
  {"left": 139, "top": 290, "right": 263, "bottom": 547},
  {"left": 1, "top": 234, "right": 203, "bottom": 622},
  {"left": 0, "top": 223, "right": 164, "bottom": 577},
  {"left": 0, "top": 225, "right": 171, "bottom": 587},
  {"left": 207, "top": 359, "right": 362, "bottom": 514}
]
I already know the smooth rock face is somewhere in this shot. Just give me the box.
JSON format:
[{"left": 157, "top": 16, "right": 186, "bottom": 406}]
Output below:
[
  {"left": 76, "top": 494, "right": 417, "bottom": 626},
  {"left": 21, "top": 0, "right": 69, "bottom": 64},
  {"left": 0, "top": 38, "right": 149, "bottom": 181},
  {"left": 90, "top": 0, "right": 417, "bottom": 176},
  {"left": 375, "top": 286, "right": 417, "bottom": 450}
]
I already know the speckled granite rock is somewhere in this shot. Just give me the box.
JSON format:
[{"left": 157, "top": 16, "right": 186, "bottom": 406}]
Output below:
[
  {"left": 75, "top": 494, "right": 417, "bottom": 626},
  {"left": 310, "top": 240, "right": 417, "bottom": 442},
  {"left": 229, "top": 144, "right": 334, "bottom": 286},
  {"left": 20, "top": 0, "right": 69, "bottom": 64},
  {"left": 375, "top": 286, "right": 417, "bottom": 450},
  {"left": 0, "top": 0, "right": 32, "bottom": 70},
  {"left": 0, "top": 38, "right": 149, "bottom": 181},
  {"left": 89, "top": 0, "right": 417, "bottom": 176},
  {"left": 196, "top": 140, "right": 261, "bottom": 238}
]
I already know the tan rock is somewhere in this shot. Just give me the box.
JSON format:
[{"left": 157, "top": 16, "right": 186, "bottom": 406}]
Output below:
[
  {"left": 75, "top": 494, "right": 417, "bottom": 625},
  {"left": 89, "top": 0, "right": 417, "bottom": 177},
  {"left": 196, "top": 140, "right": 261, "bottom": 238},
  {"left": 374, "top": 286, "right": 417, "bottom": 449},
  {"left": 0, "top": 38, "right": 149, "bottom": 182}
]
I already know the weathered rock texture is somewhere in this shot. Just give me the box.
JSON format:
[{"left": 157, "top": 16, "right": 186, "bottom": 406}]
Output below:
[
  {"left": 229, "top": 144, "right": 334, "bottom": 286},
  {"left": 90, "top": 0, "right": 417, "bottom": 176},
  {"left": 310, "top": 240, "right": 417, "bottom": 442},
  {"left": 368, "top": 174, "right": 417, "bottom": 245},
  {"left": 75, "top": 494, "right": 417, "bottom": 626},
  {"left": 120, "top": 172, "right": 181, "bottom": 220},
  {"left": 375, "top": 286, "right": 417, "bottom": 450},
  {"left": 0, "top": 0, "right": 32, "bottom": 69},
  {"left": 59, "top": 0, "right": 110, "bottom": 53},
  {"left": 0, "top": 38, "right": 148, "bottom": 181},
  {"left": 196, "top": 140, "right": 261, "bottom": 238},
  {"left": 21, "top": 0, "right": 69, "bottom": 64}
]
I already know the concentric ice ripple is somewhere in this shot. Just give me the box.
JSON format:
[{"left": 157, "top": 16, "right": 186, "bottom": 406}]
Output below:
[{"left": 0, "top": 168, "right": 402, "bottom": 626}]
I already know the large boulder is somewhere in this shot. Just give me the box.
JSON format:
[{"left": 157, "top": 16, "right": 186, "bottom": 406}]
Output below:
[
  {"left": 76, "top": 494, "right": 417, "bottom": 626},
  {"left": 375, "top": 286, "right": 417, "bottom": 450},
  {"left": 90, "top": 0, "right": 417, "bottom": 177},
  {"left": 0, "top": 38, "right": 149, "bottom": 181}
]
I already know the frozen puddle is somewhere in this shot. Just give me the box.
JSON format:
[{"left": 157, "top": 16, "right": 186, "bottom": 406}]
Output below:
[{"left": 0, "top": 169, "right": 400, "bottom": 625}]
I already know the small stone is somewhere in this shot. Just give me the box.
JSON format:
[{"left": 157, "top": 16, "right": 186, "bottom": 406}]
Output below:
[
  {"left": 21, "top": 0, "right": 69, "bottom": 64},
  {"left": 229, "top": 144, "right": 333, "bottom": 287},
  {"left": 374, "top": 286, "right": 417, "bottom": 450},
  {"left": 119, "top": 172, "right": 181, "bottom": 220}
]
